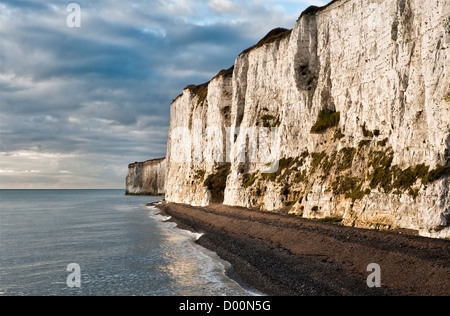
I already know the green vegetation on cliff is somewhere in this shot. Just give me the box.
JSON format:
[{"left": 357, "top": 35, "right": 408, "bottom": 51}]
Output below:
[
  {"left": 204, "top": 163, "right": 231, "bottom": 203},
  {"left": 310, "top": 109, "right": 341, "bottom": 134}
]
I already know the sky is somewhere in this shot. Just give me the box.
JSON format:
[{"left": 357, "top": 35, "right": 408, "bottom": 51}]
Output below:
[{"left": 0, "top": 0, "right": 326, "bottom": 189}]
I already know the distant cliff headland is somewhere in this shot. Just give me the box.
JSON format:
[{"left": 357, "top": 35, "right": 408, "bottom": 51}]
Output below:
[
  {"left": 126, "top": 158, "right": 166, "bottom": 196},
  {"left": 127, "top": 0, "right": 450, "bottom": 239}
]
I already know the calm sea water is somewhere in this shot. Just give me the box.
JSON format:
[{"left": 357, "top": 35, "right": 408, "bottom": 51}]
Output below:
[{"left": 0, "top": 190, "right": 251, "bottom": 296}]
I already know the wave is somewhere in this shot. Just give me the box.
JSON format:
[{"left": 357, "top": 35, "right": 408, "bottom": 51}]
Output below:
[{"left": 146, "top": 207, "right": 254, "bottom": 296}]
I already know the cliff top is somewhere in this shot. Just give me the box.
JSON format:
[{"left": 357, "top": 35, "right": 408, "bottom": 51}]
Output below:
[
  {"left": 240, "top": 27, "right": 292, "bottom": 56},
  {"left": 299, "top": 0, "right": 342, "bottom": 18},
  {"left": 240, "top": 1, "right": 343, "bottom": 55},
  {"left": 173, "top": 28, "right": 292, "bottom": 105},
  {"left": 213, "top": 65, "right": 234, "bottom": 80},
  {"left": 171, "top": 0, "right": 340, "bottom": 105},
  {"left": 128, "top": 158, "right": 165, "bottom": 169},
  {"left": 185, "top": 82, "right": 209, "bottom": 104},
  {"left": 172, "top": 66, "right": 235, "bottom": 105}
]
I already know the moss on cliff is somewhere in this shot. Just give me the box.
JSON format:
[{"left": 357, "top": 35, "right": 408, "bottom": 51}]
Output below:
[
  {"left": 423, "top": 165, "right": 450, "bottom": 183},
  {"left": 336, "top": 148, "right": 356, "bottom": 172},
  {"left": 311, "top": 109, "right": 340, "bottom": 134},
  {"left": 242, "top": 172, "right": 258, "bottom": 188},
  {"left": 310, "top": 151, "right": 327, "bottom": 173},
  {"left": 194, "top": 169, "right": 206, "bottom": 181},
  {"left": 445, "top": 93, "right": 450, "bottom": 103},
  {"left": 260, "top": 114, "right": 281, "bottom": 128},
  {"left": 377, "top": 138, "right": 389, "bottom": 147},
  {"left": 233, "top": 134, "right": 449, "bottom": 211},
  {"left": 392, "top": 164, "right": 429, "bottom": 190},
  {"left": 368, "top": 148, "right": 394, "bottom": 192},
  {"left": 334, "top": 128, "right": 345, "bottom": 140},
  {"left": 204, "top": 163, "right": 231, "bottom": 203},
  {"left": 255, "top": 140, "right": 447, "bottom": 209}
]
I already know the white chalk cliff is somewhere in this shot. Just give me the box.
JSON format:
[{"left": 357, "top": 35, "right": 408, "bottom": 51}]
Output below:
[
  {"left": 126, "top": 158, "right": 166, "bottom": 196},
  {"left": 136, "top": 0, "right": 450, "bottom": 238}
]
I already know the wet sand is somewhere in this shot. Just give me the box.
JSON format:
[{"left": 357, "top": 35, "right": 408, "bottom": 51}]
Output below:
[{"left": 155, "top": 202, "right": 450, "bottom": 296}]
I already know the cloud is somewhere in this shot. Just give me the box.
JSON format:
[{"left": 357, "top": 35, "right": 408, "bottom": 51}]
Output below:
[
  {"left": 0, "top": 0, "right": 324, "bottom": 189},
  {"left": 208, "top": 0, "right": 238, "bottom": 15}
]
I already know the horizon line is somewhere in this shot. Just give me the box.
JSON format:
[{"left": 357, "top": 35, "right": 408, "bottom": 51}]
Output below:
[{"left": 0, "top": 188, "right": 125, "bottom": 190}]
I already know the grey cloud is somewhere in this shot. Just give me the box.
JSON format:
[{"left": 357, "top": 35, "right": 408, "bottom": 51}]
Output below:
[{"left": 0, "top": 0, "right": 312, "bottom": 188}]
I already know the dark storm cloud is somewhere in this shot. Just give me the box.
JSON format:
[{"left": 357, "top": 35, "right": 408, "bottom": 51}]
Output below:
[{"left": 0, "top": 0, "right": 316, "bottom": 188}]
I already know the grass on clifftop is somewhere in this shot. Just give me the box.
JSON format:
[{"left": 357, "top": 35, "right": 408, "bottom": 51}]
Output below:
[
  {"left": 186, "top": 82, "right": 209, "bottom": 104},
  {"left": 241, "top": 28, "right": 292, "bottom": 55},
  {"left": 214, "top": 66, "right": 234, "bottom": 79}
]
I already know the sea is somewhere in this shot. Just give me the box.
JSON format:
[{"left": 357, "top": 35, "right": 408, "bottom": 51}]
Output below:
[{"left": 0, "top": 190, "right": 252, "bottom": 296}]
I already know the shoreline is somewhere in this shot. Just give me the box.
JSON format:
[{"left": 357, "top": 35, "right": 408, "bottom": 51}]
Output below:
[
  {"left": 154, "top": 202, "right": 450, "bottom": 296},
  {"left": 148, "top": 201, "right": 261, "bottom": 295}
]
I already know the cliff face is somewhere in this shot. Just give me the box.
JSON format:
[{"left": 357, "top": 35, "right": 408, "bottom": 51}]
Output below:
[
  {"left": 164, "top": 0, "right": 450, "bottom": 238},
  {"left": 126, "top": 158, "right": 166, "bottom": 196},
  {"left": 165, "top": 71, "right": 234, "bottom": 205}
]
